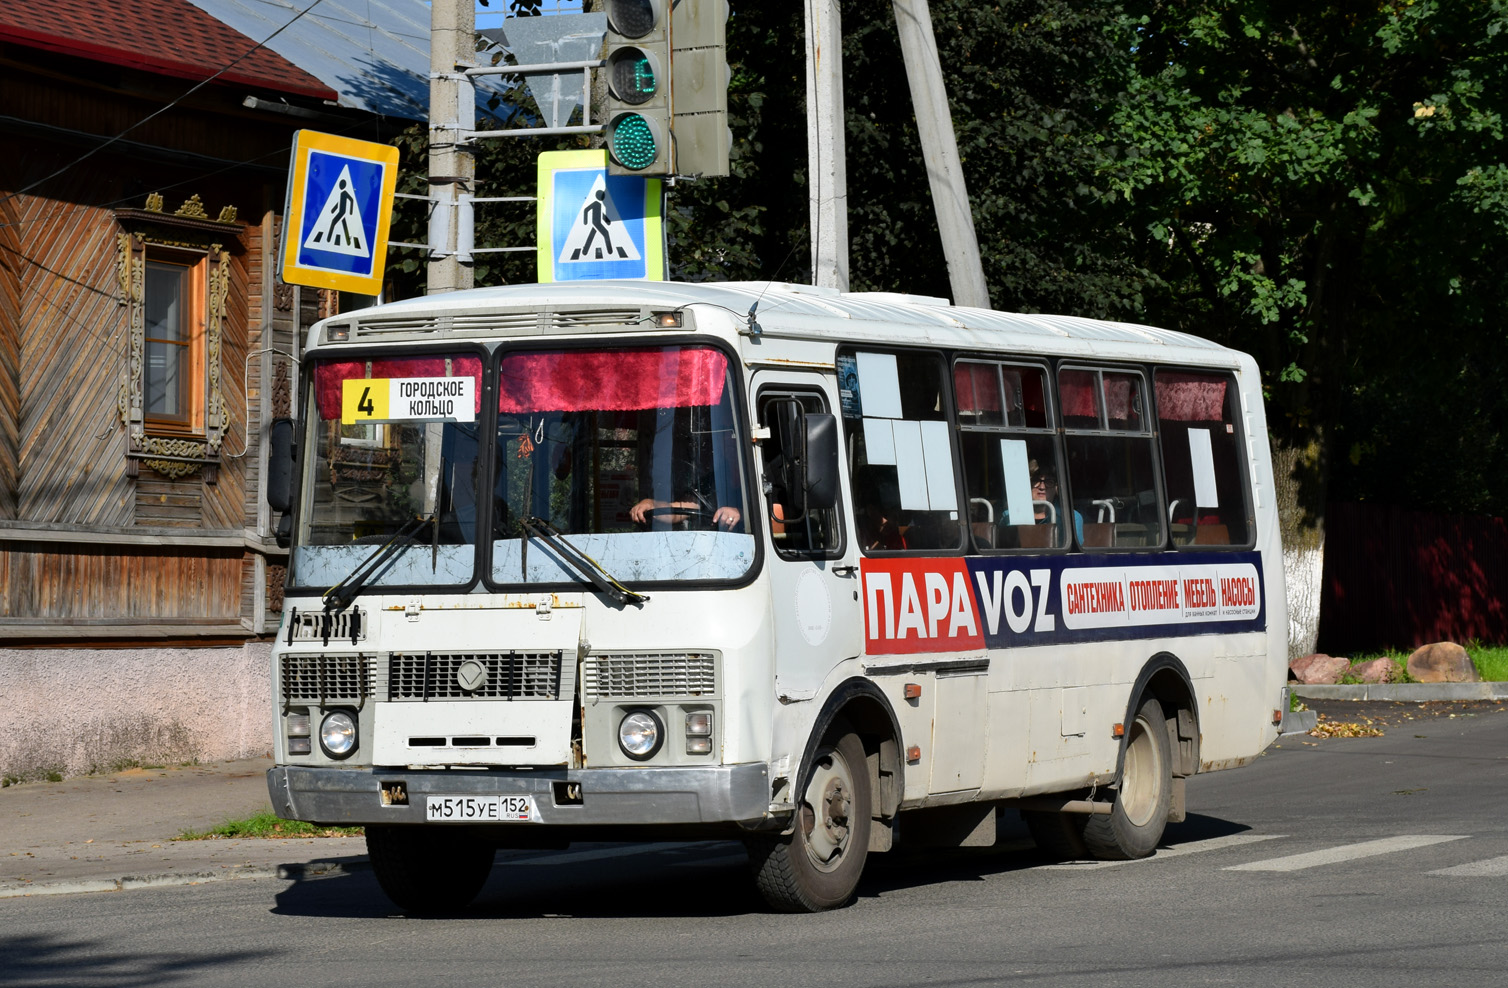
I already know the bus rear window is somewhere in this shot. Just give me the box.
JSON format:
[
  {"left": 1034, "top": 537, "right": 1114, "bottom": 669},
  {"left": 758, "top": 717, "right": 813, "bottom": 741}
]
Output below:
[{"left": 1156, "top": 370, "right": 1250, "bottom": 547}]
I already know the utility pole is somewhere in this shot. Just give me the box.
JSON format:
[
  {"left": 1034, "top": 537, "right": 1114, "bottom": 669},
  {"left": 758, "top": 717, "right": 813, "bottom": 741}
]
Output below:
[
  {"left": 805, "top": 0, "right": 848, "bottom": 291},
  {"left": 428, "top": 0, "right": 476, "bottom": 294},
  {"left": 891, "top": 0, "right": 989, "bottom": 308}
]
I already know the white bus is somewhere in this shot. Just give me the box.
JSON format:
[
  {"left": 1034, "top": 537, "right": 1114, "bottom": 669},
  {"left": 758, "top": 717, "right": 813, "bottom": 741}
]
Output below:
[{"left": 265, "top": 280, "right": 1288, "bottom": 914}]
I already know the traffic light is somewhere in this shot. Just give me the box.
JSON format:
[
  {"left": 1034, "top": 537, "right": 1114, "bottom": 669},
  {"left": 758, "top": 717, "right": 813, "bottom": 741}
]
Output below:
[
  {"left": 603, "top": 0, "right": 731, "bottom": 178},
  {"left": 604, "top": 0, "right": 672, "bottom": 175},
  {"left": 669, "top": 0, "right": 730, "bottom": 177}
]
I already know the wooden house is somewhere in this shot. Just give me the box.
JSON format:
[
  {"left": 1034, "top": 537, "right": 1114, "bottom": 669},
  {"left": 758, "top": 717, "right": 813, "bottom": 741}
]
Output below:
[{"left": 0, "top": 0, "right": 500, "bottom": 778}]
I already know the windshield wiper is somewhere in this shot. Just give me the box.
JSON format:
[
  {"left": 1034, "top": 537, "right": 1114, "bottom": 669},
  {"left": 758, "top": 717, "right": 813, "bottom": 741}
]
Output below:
[
  {"left": 521, "top": 516, "right": 647, "bottom": 606},
  {"left": 324, "top": 514, "right": 432, "bottom": 614}
]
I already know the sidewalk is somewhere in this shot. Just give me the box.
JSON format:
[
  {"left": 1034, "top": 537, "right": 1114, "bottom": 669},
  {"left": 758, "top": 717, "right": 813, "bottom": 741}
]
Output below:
[{"left": 0, "top": 756, "right": 366, "bottom": 898}]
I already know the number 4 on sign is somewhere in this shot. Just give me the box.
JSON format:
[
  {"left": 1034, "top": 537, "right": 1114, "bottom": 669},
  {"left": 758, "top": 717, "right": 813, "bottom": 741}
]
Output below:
[{"left": 357, "top": 387, "right": 375, "bottom": 416}]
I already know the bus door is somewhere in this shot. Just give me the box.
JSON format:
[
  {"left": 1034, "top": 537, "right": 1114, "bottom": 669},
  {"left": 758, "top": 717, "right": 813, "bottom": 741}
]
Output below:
[{"left": 753, "top": 376, "right": 862, "bottom": 698}]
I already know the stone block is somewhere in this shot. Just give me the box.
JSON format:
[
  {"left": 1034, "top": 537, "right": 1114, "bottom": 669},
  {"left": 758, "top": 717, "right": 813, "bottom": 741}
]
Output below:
[
  {"left": 1348, "top": 657, "right": 1396, "bottom": 684},
  {"left": 1406, "top": 641, "right": 1481, "bottom": 683},
  {"left": 1291, "top": 652, "right": 1351, "bottom": 684}
]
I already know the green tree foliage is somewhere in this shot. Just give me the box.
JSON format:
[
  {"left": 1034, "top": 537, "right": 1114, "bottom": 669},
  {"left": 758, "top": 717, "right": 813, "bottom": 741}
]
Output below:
[
  {"left": 843, "top": 1, "right": 1151, "bottom": 318},
  {"left": 1105, "top": 1, "right": 1508, "bottom": 514},
  {"left": 386, "top": 1, "right": 1508, "bottom": 516}
]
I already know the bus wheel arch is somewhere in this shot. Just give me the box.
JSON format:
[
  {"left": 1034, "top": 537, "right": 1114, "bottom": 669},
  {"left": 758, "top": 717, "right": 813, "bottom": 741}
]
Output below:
[
  {"left": 1127, "top": 653, "right": 1200, "bottom": 786},
  {"left": 747, "top": 678, "right": 902, "bottom": 911},
  {"left": 1084, "top": 653, "right": 1199, "bottom": 860}
]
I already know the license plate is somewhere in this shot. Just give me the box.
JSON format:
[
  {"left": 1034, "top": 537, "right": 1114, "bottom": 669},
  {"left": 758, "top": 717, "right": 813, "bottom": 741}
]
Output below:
[{"left": 425, "top": 794, "right": 539, "bottom": 822}]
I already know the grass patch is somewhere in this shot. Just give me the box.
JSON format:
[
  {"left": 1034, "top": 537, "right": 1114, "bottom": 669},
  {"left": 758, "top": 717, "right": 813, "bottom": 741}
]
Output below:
[
  {"left": 1468, "top": 643, "right": 1508, "bottom": 682},
  {"left": 176, "top": 809, "right": 362, "bottom": 840}
]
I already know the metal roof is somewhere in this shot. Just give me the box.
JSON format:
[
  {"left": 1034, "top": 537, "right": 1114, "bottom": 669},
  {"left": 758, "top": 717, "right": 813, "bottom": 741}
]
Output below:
[
  {"left": 332, "top": 281, "right": 1240, "bottom": 365},
  {"left": 185, "top": 0, "right": 515, "bottom": 121},
  {"left": 0, "top": 0, "right": 333, "bottom": 100}
]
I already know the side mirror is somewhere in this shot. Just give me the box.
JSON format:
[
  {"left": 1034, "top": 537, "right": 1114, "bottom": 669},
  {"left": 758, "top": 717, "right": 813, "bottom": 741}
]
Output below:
[
  {"left": 803, "top": 413, "right": 839, "bottom": 509},
  {"left": 267, "top": 417, "right": 296, "bottom": 513},
  {"left": 766, "top": 401, "right": 840, "bottom": 524}
]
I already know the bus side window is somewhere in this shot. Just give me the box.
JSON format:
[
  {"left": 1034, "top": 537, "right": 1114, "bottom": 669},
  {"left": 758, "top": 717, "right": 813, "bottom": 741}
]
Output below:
[
  {"left": 758, "top": 392, "right": 842, "bottom": 557},
  {"left": 1155, "top": 369, "right": 1251, "bottom": 547},
  {"left": 837, "top": 349, "right": 963, "bottom": 553},
  {"left": 954, "top": 360, "right": 1068, "bottom": 551},
  {"left": 1059, "top": 367, "right": 1165, "bottom": 550}
]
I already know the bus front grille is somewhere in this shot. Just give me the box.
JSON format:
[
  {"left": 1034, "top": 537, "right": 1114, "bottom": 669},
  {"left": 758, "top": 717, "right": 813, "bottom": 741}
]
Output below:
[
  {"left": 582, "top": 652, "right": 718, "bottom": 699},
  {"left": 388, "top": 652, "right": 563, "bottom": 701},
  {"left": 279, "top": 653, "right": 376, "bottom": 703}
]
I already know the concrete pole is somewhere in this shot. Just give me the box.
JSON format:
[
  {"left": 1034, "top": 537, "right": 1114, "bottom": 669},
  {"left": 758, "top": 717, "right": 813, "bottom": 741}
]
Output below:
[
  {"left": 805, "top": 0, "right": 848, "bottom": 291},
  {"left": 891, "top": 0, "right": 989, "bottom": 309},
  {"left": 427, "top": 0, "right": 476, "bottom": 294}
]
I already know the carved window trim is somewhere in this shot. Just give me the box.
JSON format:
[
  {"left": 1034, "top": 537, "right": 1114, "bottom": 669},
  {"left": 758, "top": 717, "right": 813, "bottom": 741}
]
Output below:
[{"left": 115, "top": 197, "right": 240, "bottom": 482}]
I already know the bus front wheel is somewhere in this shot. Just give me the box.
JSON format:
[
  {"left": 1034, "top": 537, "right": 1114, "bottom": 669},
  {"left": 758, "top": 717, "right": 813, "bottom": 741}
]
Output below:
[
  {"left": 366, "top": 824, "right": 495, "bottom": 915},
  {"left": 1083, "top": 696, "right": 1172, "bottom": 860},
  {"left": 746, "top": 725, "right": 871, "bottom": 912}
]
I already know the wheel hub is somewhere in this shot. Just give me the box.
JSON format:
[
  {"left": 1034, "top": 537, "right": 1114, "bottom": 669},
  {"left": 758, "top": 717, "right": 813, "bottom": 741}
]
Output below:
[{"left": 802, "top": 752, "right": 855, "bottom": 870}]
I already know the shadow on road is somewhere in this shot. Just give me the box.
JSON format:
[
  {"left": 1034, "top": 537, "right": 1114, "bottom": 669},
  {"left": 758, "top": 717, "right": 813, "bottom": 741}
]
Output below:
[
  {"left": 273, "top": 841, "right": 762, "bottom": 920},
  {"left": 0, "top": 932, "right": 271, "bottom": 987},
  {"left": 271, "top": 813, "right": 1253, "bottom": 920}
]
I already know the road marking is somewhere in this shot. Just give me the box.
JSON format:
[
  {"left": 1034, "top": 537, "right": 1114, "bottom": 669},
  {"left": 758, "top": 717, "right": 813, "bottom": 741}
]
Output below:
[
  {"left": 1428, "top": 855, "right": 1508, "bottom": 877},
  {"left": 1224, "top": 834, "right": 1468, "bottom": 872},
  {"left": 1040, "top": 832, "right": 1286, "bottom": 870}
]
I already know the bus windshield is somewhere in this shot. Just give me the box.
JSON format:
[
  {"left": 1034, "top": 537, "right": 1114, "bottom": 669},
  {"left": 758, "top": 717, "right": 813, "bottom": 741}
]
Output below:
[
  {"left": 292, "top": 353, "right": 484, "bottom": 591},
  {"left": 491, "top": 344, "right": 754, "bottom": 587}
]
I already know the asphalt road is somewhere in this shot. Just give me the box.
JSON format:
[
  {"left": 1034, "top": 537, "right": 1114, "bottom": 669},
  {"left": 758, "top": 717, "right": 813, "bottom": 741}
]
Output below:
[{"left": 4, "top": 700, "right": 1507, "bottom": 988}]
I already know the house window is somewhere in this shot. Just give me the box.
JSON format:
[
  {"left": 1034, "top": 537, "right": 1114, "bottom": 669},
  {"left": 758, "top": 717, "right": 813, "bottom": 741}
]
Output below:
[
  {"left": 143, "top": 254, "right": 207, "bottom": 431},
  {"left": 114, "top": 195, "right": 239, "bottom": 480}
]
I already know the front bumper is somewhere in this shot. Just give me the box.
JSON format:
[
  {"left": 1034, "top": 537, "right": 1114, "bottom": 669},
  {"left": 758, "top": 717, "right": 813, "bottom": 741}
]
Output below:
[{"left": 268, "top": 762, "right": 772, "bottom": 828}]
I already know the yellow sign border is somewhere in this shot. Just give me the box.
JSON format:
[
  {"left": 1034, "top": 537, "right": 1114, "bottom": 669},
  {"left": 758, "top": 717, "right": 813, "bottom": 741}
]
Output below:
[
  {"left": 280, "top": 130, "right": 400, "bottom": 295},
  {"left": 536, "top": 149, "right": 663, "bottom": 284}
]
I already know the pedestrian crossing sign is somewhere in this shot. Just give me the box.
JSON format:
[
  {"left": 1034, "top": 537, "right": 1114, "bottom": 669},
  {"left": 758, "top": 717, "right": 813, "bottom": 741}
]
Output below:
[
  {"left": 280, "top": 130, "right": 399, "bottom": 295},
  {"left": 537, "top": 150, "right": 663, "bottom": 283}
]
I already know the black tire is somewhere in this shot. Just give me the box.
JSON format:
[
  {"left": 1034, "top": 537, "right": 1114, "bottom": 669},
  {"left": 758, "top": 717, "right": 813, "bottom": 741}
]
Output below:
[
  {"left": 1023, "top": 808, "right": 1089, "bottom": 862},
  {"left": 365, "top": 825, "right": 495, "bottom": 915},
  {"left": 746, "top": 726, "right": 871, "bottom": 912},
  {"left": 1083, "top": 696, "right": 1172, "bottom": 860}
]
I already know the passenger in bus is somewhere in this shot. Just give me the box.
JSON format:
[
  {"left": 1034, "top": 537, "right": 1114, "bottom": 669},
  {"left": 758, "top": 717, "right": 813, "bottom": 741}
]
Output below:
[{"left": 1001, "top": 467, "right": 1084, "bottom": 546}]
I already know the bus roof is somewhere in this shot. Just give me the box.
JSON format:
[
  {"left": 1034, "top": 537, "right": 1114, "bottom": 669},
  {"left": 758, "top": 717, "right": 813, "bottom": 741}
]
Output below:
[{"left": 327, "top": 281, "right": 1239, "bottom": 362}]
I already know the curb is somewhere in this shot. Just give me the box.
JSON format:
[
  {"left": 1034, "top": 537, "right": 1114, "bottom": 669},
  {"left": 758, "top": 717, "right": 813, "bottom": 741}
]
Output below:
[
  {"left": 0, "top": 857, "right": 369, "bottom": 899},
  {"left": 1291, "top": 682, "right": 1508, "bottom": 702}
]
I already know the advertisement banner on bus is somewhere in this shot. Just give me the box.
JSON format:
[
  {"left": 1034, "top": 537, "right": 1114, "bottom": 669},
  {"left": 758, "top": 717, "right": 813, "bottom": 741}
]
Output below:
[{"left": 861, "top": 553, "right": 1266, "bottom": 654}]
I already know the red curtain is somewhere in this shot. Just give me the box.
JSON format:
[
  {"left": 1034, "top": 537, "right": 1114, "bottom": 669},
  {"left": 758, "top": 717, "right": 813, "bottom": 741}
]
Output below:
[
  {"left": 1059, "top": 369, "right": 1097, "bottom": 419},
  {"left": 954, "top": 362, "right": 1001, "bottom": 414},
  {"left": 498, "top": 348, "right": 727, "bottom": 412},
  {"left": 314, "top": 356, "right": 483, "bottom": 420},
  {"left": 1103, "top": 373, "right": 1137, "bottom": 424},
  {"left": 1155, "top": 372, "right": 1227, "bottom": 422}
]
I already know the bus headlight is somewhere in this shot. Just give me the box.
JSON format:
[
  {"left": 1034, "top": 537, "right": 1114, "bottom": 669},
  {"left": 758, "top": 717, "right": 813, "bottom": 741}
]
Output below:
[
  {"left": 319, "top": 710, "right": 358, "bottom": 759},
  {"left": 618, "top": 710, "right": 663, "bottom": 761}
]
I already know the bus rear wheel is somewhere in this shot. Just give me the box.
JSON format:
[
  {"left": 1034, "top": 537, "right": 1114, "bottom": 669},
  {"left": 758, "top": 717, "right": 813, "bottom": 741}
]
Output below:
[
  {"left": 746, "top": 726, "right": 871, "bottom": 912},
  {"left": 1083, "top": 696, "right": 1172, "bottom": 860},
  {"left": 366, "top": 824, "right": 495, "bottom": 915}
]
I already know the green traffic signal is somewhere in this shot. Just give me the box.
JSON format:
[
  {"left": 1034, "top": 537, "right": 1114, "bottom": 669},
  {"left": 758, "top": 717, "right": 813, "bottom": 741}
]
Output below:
[{"left": 607, "top": 113, "right": 660, "bottom": 171}]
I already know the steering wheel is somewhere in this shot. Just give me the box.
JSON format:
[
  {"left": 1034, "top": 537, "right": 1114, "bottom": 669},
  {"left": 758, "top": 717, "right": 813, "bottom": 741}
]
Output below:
[{"left": 642, "top": 505, "right": 718, "bottom": 529}]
